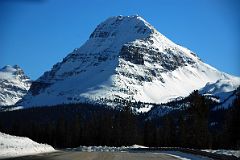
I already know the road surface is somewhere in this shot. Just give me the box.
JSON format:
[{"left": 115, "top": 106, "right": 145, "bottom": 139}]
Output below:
[{"left": 5, "top": 151, "right": 182, "bottom": 160}]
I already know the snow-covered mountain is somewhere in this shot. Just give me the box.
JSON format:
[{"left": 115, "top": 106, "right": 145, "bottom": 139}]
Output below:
[
  {"left": 0, "top": 132, "right": 54, "bottom": 158},
  {"left": 19, "top": 15, "right": 240, "bottom": 110},
  {"left": 0, "top": 65, "right": 31, "bottom": 106}
]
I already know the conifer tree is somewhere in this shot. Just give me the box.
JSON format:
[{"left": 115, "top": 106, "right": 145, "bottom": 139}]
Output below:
[
  {"left": 224, "top": 88, "right": 240, "bottom": 148},
  {"left": 188, "top": 90, "right": 210, "bottom": 148}
]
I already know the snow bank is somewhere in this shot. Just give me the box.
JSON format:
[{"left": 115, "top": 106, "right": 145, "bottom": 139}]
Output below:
[
  {"left": 0, "top": 132, "right": 55, "bottom": 158},
  {"left": 202, "top": 149, "right": 240, "bottom": 158}
]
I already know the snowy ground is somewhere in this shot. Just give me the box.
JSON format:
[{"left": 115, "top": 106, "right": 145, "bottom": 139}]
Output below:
[
  {"left": 202, "top": 149, "right": 240, "bottom": 158},
  {"left": 0, "top": 132, "right": 55, "bottom": 159}
]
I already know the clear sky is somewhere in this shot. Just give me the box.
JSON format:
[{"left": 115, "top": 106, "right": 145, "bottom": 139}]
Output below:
[{"left": 0, "top": 0, "right": 239, "bottom": 80}]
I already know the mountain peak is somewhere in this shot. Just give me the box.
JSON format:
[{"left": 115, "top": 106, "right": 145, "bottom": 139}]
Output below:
[
  {"left": 77, "top": 15, "right": 171, "bottom": 56},
  {"left": 0, "top": 65, "right": 31, "bottom": 106},
  {"left": 92, "top": 15, "right": 151, "bottom": 35},
  {"left": 106, "top": 15, "right": 144, "bottom": 21},
  {"left": 13, "top": 64, "right": 21, "bottom": 70},
  {"left": 88, "top": 15, "right": 153, "bottom": 41},
  {"left": 0, "top": 65, "right": 30, "bottom": 81},
  {"left": 1, "top": 65, "right": 22, "bottom": 73},
  {"left": 105, "top": 15, "right": 149, "bottom": 25}
]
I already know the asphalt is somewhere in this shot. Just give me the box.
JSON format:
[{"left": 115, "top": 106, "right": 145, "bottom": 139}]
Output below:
[{"left": 4, "top": 151, "right": 181, "bottom": 160}]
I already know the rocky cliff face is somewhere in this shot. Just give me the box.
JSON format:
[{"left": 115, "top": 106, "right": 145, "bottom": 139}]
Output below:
[
  {"left": 19, "top": 15, "right": 240, "bottom": 111},
  {"left": 0, "top": 65, "right": 31, "bottom": 106}
]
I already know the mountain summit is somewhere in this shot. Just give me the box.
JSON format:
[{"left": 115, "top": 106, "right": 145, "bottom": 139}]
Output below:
[
  {"left": 0, "top": 65, "right": 31, "bottom": 106},
  {"left": 19, "top": 15, "right": 240, "bottom": 110}
]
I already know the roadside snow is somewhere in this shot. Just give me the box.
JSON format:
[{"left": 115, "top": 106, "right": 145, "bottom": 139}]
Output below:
[
  {"left": 0, "top": 132, "right": 55, "bottom": 159},
  {"left": 70, "top": 144, "right": 148, "bottom": 152},
  {"left": 202, "top": 149, "right": 240, "bottom": 158},
  {"left": 130, "top": 144, "right": 148, "bottom": 148}
]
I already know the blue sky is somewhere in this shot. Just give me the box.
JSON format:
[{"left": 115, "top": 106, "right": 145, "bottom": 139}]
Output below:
[{"left": 0, "top": 0, "right": 239, "bottom": 79}]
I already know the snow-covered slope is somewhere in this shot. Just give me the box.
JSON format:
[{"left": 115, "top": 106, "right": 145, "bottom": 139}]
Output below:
[
  {"left": 0, "top": 65, "right": 31, "bottom": 106},
  {"left": 200, "top": 78, "right": 240, "bottom": 108},
  {"left": 0, "top": 132, "right": 54, "bottom": 158},
  {"left": 19, "top": 15, "right": 240, "bottom": 110}
]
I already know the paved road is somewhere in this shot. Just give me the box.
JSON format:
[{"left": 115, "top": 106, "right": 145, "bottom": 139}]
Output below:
[{"left": 5, "top": 151, "right": 181, "bottom": 160}]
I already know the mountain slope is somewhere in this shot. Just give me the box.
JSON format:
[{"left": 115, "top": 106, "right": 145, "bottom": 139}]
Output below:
[
  {"left": 0, "top": 65, "right": 31, "bottom": 106},
  {"left": 19, "top": 15, "right": 240, "bottom": 110},
  {"left": 200, "top": 79, "right": 240, "bottom": 108}
]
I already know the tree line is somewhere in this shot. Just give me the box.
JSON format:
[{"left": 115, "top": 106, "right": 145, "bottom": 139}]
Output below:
[{"left": 0, "top": 90, "right": 239, "bottom": 149}]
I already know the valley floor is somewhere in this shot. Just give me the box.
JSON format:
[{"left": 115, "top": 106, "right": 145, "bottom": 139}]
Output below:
[{"left": 2, "top": 150, "right": 211, "bottom": 160}]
